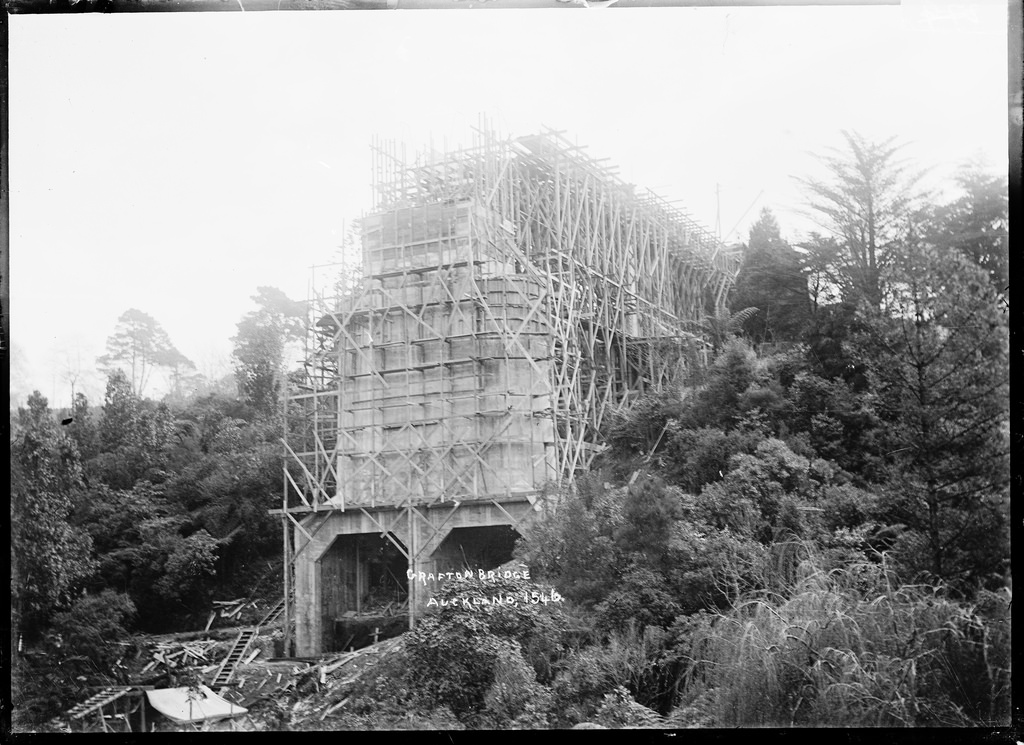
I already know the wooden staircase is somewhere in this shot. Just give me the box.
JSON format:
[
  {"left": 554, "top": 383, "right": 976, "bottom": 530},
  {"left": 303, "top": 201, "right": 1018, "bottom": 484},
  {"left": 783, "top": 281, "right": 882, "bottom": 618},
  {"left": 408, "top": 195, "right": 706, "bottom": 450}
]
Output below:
[{"left": 212, "top": 628, "right": 257, "bottom": 688}]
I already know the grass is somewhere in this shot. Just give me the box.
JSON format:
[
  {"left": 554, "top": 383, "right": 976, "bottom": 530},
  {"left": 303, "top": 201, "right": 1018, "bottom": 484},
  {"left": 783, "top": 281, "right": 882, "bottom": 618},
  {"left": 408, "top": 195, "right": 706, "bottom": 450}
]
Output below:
[{"left": 677, "top": 550, "right": 1010, "bottom": 727}]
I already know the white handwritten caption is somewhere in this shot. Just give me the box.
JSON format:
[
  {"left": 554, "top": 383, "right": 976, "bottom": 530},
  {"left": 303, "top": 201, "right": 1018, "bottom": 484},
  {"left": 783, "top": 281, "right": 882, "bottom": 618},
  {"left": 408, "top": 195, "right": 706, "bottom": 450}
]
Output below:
[{"left": 427, "top": 590, "right": 564, "bottom": 609}]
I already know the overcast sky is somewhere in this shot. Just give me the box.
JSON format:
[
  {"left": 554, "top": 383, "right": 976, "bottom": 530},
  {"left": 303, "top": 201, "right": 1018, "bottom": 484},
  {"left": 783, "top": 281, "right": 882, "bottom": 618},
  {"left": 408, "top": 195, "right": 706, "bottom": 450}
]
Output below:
[{"left": 8, "top": 0, "right": 1009, "bottom": 409}]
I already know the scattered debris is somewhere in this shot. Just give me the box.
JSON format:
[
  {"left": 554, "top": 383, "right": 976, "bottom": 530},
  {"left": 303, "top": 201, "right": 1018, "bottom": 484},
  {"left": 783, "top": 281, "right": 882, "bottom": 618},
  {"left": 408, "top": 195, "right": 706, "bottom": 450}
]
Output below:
[{"left": 205, "top": 598, "right": 255, "bottom": 631}]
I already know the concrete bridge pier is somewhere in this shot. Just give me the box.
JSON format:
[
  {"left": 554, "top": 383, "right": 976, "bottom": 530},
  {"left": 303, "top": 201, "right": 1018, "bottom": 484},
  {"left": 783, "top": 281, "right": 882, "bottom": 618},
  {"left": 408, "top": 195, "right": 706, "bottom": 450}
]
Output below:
[{"left": 290, "top": 499, "right": 537, "bottom": 657}]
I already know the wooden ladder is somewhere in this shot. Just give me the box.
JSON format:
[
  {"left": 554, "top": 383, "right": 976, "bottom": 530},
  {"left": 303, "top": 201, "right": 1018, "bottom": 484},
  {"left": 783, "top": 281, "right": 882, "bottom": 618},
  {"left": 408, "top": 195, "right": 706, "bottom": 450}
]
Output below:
[
  {"left": 66, "top": 687, "right": 130, "bottom": 720},
  {"left": 212, "top": 628, "right": 257, "bottom": 688},
  {"left": 258, "top": 597, "right": 286, "bottom": 627}
]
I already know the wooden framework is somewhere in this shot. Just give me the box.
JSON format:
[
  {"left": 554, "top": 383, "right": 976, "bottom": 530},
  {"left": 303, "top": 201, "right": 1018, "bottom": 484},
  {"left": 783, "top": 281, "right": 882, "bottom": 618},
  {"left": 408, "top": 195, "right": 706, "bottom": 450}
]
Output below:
[
  {"left": 277, "top": 122, "right": 741, "bottom": 652},
  {"left": 65, "top": 686, "right": 149, "bottom": 733}
]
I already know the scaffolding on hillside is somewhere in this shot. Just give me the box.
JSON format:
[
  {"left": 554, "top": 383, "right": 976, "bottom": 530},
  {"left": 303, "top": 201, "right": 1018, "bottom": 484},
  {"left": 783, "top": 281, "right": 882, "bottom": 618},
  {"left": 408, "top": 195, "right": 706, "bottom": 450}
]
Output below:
[{"left": 276, "top": 119, "right": 743, "bottom": 648}]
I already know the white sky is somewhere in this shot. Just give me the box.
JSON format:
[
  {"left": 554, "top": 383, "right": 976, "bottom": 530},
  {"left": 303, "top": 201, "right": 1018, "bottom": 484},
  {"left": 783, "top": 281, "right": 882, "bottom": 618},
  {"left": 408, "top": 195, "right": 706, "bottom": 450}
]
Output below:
[{"left": 8, "top": 0, "right": 1009, "bottom": 409}]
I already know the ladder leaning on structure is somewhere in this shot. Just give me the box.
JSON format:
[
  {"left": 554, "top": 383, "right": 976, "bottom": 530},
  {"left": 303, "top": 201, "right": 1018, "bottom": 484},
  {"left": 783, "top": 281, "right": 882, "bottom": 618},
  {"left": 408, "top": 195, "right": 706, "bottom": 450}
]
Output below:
[{"left": 211, "top": 628, "right": 258, "bottom": 689}]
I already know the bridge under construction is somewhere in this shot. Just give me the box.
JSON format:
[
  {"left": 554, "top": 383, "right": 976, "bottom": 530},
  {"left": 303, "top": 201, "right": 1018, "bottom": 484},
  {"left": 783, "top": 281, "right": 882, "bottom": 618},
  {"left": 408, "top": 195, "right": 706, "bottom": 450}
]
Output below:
[{"left": 274, "top": 121, "right": 742, "bottom": 656}]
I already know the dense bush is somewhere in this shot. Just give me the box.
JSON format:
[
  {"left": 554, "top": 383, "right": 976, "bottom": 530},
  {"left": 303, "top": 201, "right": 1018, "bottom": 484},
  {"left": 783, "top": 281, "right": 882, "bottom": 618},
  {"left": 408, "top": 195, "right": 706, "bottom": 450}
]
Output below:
[
  {"left": 660, "top": 425, "right": 758, "bottom": 493},
  {"left": 401, "top": 573, "right": 569, "bottom": 724},
  {"left": 516, "top": 486, "right": 623, "bottom": 607},
  {"left": 51, "top": 590, "right": 137, "bottom": 680}
]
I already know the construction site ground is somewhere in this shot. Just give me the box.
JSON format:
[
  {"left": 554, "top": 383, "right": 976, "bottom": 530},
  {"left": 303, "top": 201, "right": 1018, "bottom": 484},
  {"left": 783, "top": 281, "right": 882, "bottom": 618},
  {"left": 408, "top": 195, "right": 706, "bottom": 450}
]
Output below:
[{"left": 54, "top": 590, "right": 411, "bottom": 732}]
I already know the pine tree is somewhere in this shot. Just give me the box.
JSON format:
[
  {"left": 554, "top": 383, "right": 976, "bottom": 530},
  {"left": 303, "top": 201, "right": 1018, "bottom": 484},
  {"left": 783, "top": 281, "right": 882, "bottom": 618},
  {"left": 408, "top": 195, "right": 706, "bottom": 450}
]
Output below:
[
  {"left": 858, "top": 242, "right": 1009, "bottom": 590},
  {"left": 730, "top": 208, "right": 810, "bottom": 345},
  {"left": 799, "top": 131, "right": 923, "bottom": 308}
]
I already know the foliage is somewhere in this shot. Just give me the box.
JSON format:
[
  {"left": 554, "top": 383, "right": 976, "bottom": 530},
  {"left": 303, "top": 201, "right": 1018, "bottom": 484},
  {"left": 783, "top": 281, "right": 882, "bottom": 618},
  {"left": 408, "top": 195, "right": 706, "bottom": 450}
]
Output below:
[
  {"left": 336, "top": 644, "right": 466, "bottom": 730},
  {"left": 50, "top": 590, "right": 137, "bottom": 682},
  {"left": 97, "top": 308, "right": 192, "bottom": 397},
  {"left": 680, "top": 339, "right": 760, "bottom": 430},
  {"left": 924, "top": 161, "right": 1008, "bottom": 298},
  {"left": 596, "top": 565, "right": 679, "bottom": 633},
  {"left": 783, "top": 370, "right": 881, "bottom": 477},
  {"left": 92, "top": 370, "right": 176, "bottom": 488},
  {"left": 550, "top": 622, "right": 677, "bottom": 723},
  {"left": 857, "top": 242, "right": 1009, "bottom": 590},
  {"left": 604, "top": 393, "right": 674, "bottom": 456},
  {"left": 11, "top": 392, "right": 96, "bottom": 633},
  {"left": 482, "top": 644, "right": 555, "bottom": 728},
  {"left": 516, "top": 484, "right": 622, "bottom": 607},
  {"left": 232, "top": 286, "right": 306, "bottom": 414},
  {"left": 614, "top": 477, "right": 681, "bottom": 567},
  {"left": 695, "top": 438, "right": 819, "bottom": 544},
  {"left": 798, "top": 131, "right": 924, "bottom": 307},
  {"left": 155, "top": 529, "right": 219, "bottom": 603},
  {"left": 402, "top": 573, "right": 570, "bottom": 723},
  {"left": 66, "top": 392, "right": 101, "bottom": 462},
  {"left": 730, "top": 207, "right": 811, "bottom": 345},
  {"left": 660, "top": 425, "right": 758, "bottom": 493},
  {"left": 679, "top": 555, "right": 1011, "bottom": 727},
  {"left": 592, "top": 686, "right": 665, "bottom": 729},
  {"left": 699, "top": 306, "right": 760, "bottom": 355},
  {"left": 662, "top": 514, "right": 768, "bottom": 614}
]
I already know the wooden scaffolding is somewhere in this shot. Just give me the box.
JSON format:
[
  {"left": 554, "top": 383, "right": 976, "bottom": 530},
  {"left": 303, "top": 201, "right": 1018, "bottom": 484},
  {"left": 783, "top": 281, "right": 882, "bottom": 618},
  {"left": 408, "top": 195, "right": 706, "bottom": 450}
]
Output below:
[{"left": 275, "top": 121, "right": 742, "bottom": 654}]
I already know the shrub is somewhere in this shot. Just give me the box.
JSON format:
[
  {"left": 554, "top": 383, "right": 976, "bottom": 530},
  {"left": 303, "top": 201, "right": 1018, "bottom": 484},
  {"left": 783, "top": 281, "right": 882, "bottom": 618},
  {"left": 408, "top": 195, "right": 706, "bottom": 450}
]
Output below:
[
  {"left": 516, "top": 486, "right": 622, "bottom": 608},
  {"left": 682, "top": 339, "right": 760, "bottom": 430},
  {"left": 402, "top": 573, "right": 569, "bottom": 722},
  {"left": 592, "top": 686, "right": 665, "bottom": 728},
  {"left": 695, "top": 438, "right": 823, "bottom": 544},
  {"left": 551, "top": 621, "right": 677, "bottom": 723},
  {"left": 661, "top": 426, "right": 758, "bottom": 493},
  {"left": 52, "top": 590, "right": 136, "bottom": 663},
  {"left": 482, "top": 644, "right": 555, "bottom": 728},
  {"left": 596, "top": 566, "right": 679, "bottom": 632},
  {"left": 614, "top": 477, "right": 682, "bottom": 566},
  {"left": 664, "top": 520, "right": 769, "bottom": 613}
]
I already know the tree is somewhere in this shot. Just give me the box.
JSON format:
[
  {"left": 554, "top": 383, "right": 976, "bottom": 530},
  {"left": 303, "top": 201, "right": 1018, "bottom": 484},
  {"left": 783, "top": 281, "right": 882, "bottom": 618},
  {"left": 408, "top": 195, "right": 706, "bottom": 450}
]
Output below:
[
  {"left": 66, "top": 392, "right": 100, "bottom": 462},
  {"left": 856, "top": 242, "right": 1009, "bottom": 590},
  {"left": 925, "top": 161, "right": 1008, "bottom": 300},
  {"left": 92, "top": 370, "right": 174, "bottom": 489},
  {"left": 232, "top": 287, "right": 306, "bottom": 415},
  {"left": 614, "top": 477, "right": 681, "bottom": 569},
  {"left": 97, "top": 308, "right": 192, "bottom": 397},
  {"left": 50, "top": 590, "right": 137, "bottom": 682},
  {"left": 98, "top": 370, "right": 142, "bottom": 452},
  {"left": 730, "top": 208, "right": 810, "bottom": 345},
  {"left": 11, "top": 392, "right": 96, "bottom": 633},
  {"left": 798, "top": 131, "right": 924, "bottom": 307},
  {"left": 162, "top": 348, "right": 203, "bottom": 409}
]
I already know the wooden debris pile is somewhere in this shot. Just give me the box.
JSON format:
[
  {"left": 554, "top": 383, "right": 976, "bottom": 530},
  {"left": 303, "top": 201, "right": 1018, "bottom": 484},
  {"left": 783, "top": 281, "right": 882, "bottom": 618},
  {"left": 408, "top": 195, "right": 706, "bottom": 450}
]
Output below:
[
  {"left": 205, "top": 598, "right": 256, "bottom": 631},
  {"left": 290, "top": 636, "right": 406, "bottom": 724},
  {"left": 139, "top": 640, "right": 220, "bottom": 677},
  {"left": 218, "top": 661, "right": 311, "bottom": 709}
]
